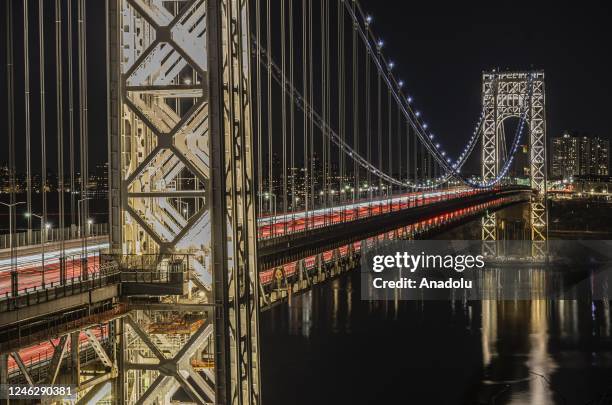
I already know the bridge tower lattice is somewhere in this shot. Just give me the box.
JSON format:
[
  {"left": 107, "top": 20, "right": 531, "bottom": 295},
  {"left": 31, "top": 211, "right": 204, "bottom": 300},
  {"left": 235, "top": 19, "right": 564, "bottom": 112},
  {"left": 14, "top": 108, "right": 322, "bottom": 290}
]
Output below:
[
  {"left": 108, "top": 0, "right": 260, "bottom": 403},
  {"left": 481, "top": 71, "right": 547, "bottom": 256}
]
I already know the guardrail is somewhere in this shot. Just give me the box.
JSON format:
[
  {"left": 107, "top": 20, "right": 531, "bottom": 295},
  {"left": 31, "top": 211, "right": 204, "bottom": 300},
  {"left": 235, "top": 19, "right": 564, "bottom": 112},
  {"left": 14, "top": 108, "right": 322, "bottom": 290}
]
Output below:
[
  {"left": 0, "top": 262, "right": 120, "bottom": 313},
  {"left": 0, "top": 303, "right": 126, "bottom": 356},
  {"left": 0, "top": 223, "right": 109, "bottom": 250},
  {"left": 0, "top": 254, "right": 191, "bottom": 313}
]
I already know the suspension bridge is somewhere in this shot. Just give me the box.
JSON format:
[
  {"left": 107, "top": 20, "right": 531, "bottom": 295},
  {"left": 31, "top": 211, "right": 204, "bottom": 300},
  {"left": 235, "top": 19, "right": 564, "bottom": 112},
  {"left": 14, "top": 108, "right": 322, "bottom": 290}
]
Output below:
[{"left": 0, "top": 0, "right": 546, "bottom": 403}]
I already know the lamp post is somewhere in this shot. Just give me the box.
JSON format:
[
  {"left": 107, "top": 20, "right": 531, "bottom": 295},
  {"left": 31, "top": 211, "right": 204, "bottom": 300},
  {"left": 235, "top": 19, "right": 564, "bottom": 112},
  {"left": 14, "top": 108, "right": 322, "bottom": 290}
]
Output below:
[
  {"left": 77, "top": 197, "right": 91, "bottom": 278},
  {"left": 1, "top": 201, "right": 25, "bottom": 295},
  {"left": 0, "top": 201, "right": 25, "bottom": 253},
  {"left": 24, "top": 212, "right": 49, "bottom": 288},
  {"left": 77, "top": 197, "right": 91, "bottom": 238},
  {"left": 264, "top": 192, "right": 277, "bottom": 236}
]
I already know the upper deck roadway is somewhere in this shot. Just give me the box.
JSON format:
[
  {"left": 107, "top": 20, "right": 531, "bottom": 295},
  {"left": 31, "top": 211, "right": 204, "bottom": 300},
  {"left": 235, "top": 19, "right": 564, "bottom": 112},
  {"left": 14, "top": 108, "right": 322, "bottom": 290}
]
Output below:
[
  {"left": 0, "top": 187, "right": 499, "bottom": 293},
  {"left": 0, "top": 186, "right": 528, "bottom": 307}
]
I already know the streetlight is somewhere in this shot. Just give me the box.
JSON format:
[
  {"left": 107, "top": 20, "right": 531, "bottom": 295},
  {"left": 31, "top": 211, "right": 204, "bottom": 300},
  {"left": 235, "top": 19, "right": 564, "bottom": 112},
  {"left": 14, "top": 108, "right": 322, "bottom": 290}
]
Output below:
[
  {"left": 0, "top": 201, "right": 25, "bottom": 252},
  {"left": 77, "top": 197, "right": 91, "bottom": 237},
  {"left": 1, "top": 201, "right": 25, "bottom": 295},
  {"left": 24, "top": 212, "right": 50, "bottom": 288},
  {"left": 263, "top": 192, "right": 277, "bottom": 215}
]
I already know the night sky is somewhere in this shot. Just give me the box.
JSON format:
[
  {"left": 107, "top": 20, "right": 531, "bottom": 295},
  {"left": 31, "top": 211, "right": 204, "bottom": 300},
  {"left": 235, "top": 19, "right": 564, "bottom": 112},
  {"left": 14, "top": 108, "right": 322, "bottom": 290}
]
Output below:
[
  {"left": 360, "top": 0, "right": 612, "bottom": 155},
  {"left": 1, "top": 0, "right": 611, "bottom": 170}
]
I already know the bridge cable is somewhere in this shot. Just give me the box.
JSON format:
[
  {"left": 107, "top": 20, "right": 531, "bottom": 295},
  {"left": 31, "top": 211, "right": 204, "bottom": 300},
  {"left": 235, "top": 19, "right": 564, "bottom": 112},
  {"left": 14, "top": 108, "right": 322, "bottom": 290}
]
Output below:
[
  {"left": 346, "top": 1, "right": 530, "bottom": 188},
  {"left": 281, "top": 0, "right": 287, "bottom": 234},
  {"left": 266, "top": 0, "right": 273, "bottom": 222},
  {"left": 55, "top": 0, "right": 66, "bottom": 277},
  {"left": 337, "top": 0, "right": 345, "bottom": 218},
  {"left": 24, "top": 0, "right": 33, "bottom": 242},
  {"left": 289, "top": 0, "right": 296, "bottom": 226},
  {"left": 78, "top": 0, "right": 90, "bottom": 264},
  {"left": 39, "top": 0, "right": 48, "bottom": 273},
  {"left": 321, "top": 0, "right": 329, "bottom": 225},
  {"left": 255, "top": 0, "right": 262, "bottom": 216},
  {"left": 309, "top": 0, "right": 315, "bottom": 227},
  {"left": 302, "top": 0, "right": 309, "bottom": 228},
  {"left": 365, "top": 29, "right": 372, "bottom": 212},
  {"left": 352, "top": 0, "right": 359, "bottom": 212},
  {"left": 252, "top": 38, "right": 527, "bottom": 190},
  {"left": 6, "top": 0, "right": 17, "bottom": 271},
  {"left": 68, "top": 0, "right": 76, "bottom": 227},
  {"left": 376, "top": 48, "right": 382, "bottom": 197}
]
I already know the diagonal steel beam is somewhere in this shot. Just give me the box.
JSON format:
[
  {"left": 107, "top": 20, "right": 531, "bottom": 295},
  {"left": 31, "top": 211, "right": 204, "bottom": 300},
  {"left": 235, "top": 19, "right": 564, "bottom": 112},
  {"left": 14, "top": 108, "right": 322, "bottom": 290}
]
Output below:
[
  {"left": 10, "top": 352, "right": 34, "bottom": 385},
  {"left": 125, "top": 315, "right": 166, "bottom": 361},
  {"left": 84, "top": 329, "right": 114, "bottom": 368},
  {"left": 46, "top": 335, "right": 68, "bottom": 385},
  {"left": 135, "top": 375, "right": 172, "bottom": 405}
]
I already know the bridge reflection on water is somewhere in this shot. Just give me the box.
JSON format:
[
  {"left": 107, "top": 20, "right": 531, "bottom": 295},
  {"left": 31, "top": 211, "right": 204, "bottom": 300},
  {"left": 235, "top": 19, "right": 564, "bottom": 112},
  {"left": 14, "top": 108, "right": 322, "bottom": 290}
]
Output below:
[{"left": 260, "top": 201, "right": 612, "bottom": 405}]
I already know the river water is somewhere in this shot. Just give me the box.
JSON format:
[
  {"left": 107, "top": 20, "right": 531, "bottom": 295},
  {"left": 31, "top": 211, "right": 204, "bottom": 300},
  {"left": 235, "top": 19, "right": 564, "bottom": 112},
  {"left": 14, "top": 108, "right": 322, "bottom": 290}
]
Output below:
[{"left": 260, "top": 202, "right": 612, "bottom": 404}]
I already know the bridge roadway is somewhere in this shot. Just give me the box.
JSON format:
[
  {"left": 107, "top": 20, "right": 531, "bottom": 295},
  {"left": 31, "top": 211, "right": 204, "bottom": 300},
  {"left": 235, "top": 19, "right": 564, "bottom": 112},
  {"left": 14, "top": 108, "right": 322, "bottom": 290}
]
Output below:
[
  {"left": 258, "top": 186, "right": 529, "bottom": 267},
  {"left": 0, "top": 186, "right": 530, "bottom": 314},
  {"left": 0, "top": 186, "right": 530, "bottom": 381},
  {"left": 0, "top": 186, "right": 476, "bottom": 298}
]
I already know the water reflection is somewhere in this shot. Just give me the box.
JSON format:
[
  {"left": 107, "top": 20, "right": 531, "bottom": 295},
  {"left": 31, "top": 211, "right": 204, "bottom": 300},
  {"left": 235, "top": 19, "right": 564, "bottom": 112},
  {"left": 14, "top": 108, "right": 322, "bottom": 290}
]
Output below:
[{"left": 261, "top": 202, "right": 612, "bottom": 405}]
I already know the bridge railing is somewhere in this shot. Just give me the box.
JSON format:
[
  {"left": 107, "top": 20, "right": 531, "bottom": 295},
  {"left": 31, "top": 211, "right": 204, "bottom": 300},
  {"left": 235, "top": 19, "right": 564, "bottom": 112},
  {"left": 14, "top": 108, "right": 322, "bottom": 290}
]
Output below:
[
  {"left": 0, "top": 252, "right": 116, "bottom": 297},
  {"left": 257, "top": 187, "right": 482, "bottom": 240},
  {"left": 0, "top": 260, "right": 120, "bottom": 312},
  {"left": 0, "top": 303, "right": 125, "bottom": 358},
  {"left": 0, "top": 223, "right": 109, "bottom": 250}
]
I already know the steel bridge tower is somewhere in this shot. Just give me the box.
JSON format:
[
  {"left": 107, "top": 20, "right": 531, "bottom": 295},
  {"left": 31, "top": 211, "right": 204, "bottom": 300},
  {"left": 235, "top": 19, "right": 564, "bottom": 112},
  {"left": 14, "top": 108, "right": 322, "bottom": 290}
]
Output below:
[
  {"left": 108, "top": 0, "right": 260, "bottom": 403},
  {"left": 481, "top": 71, "right": 547, "bottom": 257}
]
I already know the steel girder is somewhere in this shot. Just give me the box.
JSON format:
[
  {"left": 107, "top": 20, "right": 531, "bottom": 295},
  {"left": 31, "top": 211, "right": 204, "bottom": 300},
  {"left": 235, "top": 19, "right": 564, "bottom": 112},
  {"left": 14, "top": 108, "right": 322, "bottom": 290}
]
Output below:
[
  {"left": 207, "top": 0, "right": 261, "bottom": 403},
  {"left": 481, "top": 213, "right": 498, "bottom": 257},
  {"left": 3, "top": 323, "right": 117, "bottom": 403}
]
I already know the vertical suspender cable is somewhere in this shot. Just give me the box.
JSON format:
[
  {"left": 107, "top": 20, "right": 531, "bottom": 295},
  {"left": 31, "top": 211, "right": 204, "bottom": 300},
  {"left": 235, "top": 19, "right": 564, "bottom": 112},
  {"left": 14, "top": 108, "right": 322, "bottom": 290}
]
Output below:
[
  {"left": 352, "top": 0, "right": 358, "bottom": 207},
  {"left": 281, "top": 0, "right": 287, "bottom": 228},
  {"left": 68, "top": 0, "right": 76, "bottom": 227},
  {"left": 308, "top": 0, "right": 314, "bottom": 217},
  {"left": 387, "top": 89, "right": 392, "bottom": 209},
  {"left": 414, "top": 125, "right": 418, "bottom": 193},
  {"left": 6, "top": 0, "right": 17, "bottom": 269},
  {"left": 421, "top": 141, "right": 426, "bottom": 200},
  {"left": 397, "top": 105, "right": 402, "bottom": 200},
  {"left": 325, "top": 0, "right": 331, "bottom": 221},
  {"left": 55, "top": 0, "right": 65, "bottom": 264},
  {"left": 376, "top": 54, "right": 382, "bottom": 202},
  {"left": 365, "top": 35, "right": 371, "bottom": 212},
  {"left": 39, "top": 0, "right": 47, "bottom": 233},
  {"left": 302, "top": 0, "right": 308, "bottom": 226},
  {"left": 320, "top": 0, "right": 327, "bottom": 224},
  {"left": 24, "top": 0, "right": 33, "bottom": 242},
  {"left": 78, "top": 0, "right": 89, "bottom": 257},
  {"left": 266, "top": 0, "right": 272, "bottom": 219},
  {"left": 406, "top": 119, "right": 410, "bottom": 201},
  {"left": 289, "top": 0, "right": 295, "bottom": 223},
  {"left": 337, "top": 0, "right": 344, "bottom": 210},
  {"left": 255, "top": 0, "right": 262, "bottom": 216}
]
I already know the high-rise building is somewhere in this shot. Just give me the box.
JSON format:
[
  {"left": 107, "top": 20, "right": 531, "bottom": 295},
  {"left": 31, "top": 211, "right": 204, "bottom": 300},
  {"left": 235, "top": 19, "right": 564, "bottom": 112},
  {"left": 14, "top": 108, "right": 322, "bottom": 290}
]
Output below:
[
  {"left": 551, "top": 132, "right": 580, "bottom": 179},
  {"left": 590, "top": 137, "right": 609, "bottom": 176},
  {"left": 551, "top": 132, "right": 609, "bottom": 179}
]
